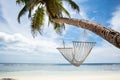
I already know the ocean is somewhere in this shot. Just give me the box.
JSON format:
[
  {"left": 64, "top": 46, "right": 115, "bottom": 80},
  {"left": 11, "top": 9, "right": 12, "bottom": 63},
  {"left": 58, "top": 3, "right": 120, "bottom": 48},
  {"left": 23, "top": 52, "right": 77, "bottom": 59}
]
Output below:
[{"left": 0, "top": 63, "right": 120, "bottom": 80}]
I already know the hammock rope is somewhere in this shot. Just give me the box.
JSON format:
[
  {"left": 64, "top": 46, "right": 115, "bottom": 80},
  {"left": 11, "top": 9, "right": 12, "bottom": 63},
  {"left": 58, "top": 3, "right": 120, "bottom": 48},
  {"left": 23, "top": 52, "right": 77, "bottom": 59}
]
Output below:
[
  {"left": 57, "top": 42, "right": 96, "bottom": 66},
  {"left": 57, "top": 30, "right": 96, "bottom": 67}
]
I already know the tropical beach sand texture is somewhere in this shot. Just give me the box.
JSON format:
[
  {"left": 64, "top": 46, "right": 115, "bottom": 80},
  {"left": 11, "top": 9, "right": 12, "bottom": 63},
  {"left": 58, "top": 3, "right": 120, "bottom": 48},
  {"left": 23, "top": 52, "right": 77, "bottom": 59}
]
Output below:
[{"left": 0, "top": 71, "right": 120, "bottom": 80}]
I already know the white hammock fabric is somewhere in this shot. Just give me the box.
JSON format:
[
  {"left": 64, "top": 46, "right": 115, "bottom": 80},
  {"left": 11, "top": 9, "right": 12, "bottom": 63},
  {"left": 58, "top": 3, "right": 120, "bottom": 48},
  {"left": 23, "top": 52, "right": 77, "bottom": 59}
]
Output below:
[{"left": 57, "top": 41, "right": 96, "bottom": 67}]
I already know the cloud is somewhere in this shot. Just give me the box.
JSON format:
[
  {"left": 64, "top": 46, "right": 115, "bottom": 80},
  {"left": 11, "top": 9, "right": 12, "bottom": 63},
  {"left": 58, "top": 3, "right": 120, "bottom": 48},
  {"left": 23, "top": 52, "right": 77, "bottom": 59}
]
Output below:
[
  {"left": 85, "top": 40, "right": 120, "bottom": 63},
  {"left": 0, "top": 32, "right": 68, "bottom": 63},
  {"left": 0, "top": 32, "right": 59, "bottom": 55},
  {"left": 109, "top": 6, "right": 120, "bottom": 32}
]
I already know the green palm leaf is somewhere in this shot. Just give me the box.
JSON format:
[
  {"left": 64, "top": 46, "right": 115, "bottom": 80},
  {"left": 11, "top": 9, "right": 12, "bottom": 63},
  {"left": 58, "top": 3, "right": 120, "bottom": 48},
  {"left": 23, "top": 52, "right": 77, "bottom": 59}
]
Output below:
[
  {"left": 17, "top": 0, "right": 41, "bottom": 23},
  {"left": 54, "top": 23, "right": 65, "bottom": 34},
  {"left": 64, "top": 0, "right": 80, "bottom": 12},
  {"left": 16, "top": 0, "right": 80, "bottom": 36},
  {"left": 31, "top": 6, "right": 45, "bottom": 37},
  {"left": 16, "top": 0, "right": 29, "bottom": 4},
  {"left": 57, "top": 3, "right": 70, "bottom": 18}
]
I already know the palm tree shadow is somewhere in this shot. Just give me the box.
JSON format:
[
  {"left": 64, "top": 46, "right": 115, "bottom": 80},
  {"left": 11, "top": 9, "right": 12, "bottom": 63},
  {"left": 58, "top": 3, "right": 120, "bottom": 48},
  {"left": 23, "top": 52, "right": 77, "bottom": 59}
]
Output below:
[{"left": 0, "top": 78, "right": 16, "bottom": 80}]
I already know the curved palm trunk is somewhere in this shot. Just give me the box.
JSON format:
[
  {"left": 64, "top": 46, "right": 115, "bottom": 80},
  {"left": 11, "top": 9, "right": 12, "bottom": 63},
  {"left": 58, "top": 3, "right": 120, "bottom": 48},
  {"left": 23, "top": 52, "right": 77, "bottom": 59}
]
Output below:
[{"left": 53, "top": 18, "right": 120, "bottom": 49}]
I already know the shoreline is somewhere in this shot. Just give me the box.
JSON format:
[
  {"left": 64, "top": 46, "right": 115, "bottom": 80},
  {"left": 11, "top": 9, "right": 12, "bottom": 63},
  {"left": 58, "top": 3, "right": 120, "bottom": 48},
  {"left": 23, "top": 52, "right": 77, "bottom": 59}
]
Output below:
[{"left": 0, "top": 71, "right": 120, "bottom": 80}]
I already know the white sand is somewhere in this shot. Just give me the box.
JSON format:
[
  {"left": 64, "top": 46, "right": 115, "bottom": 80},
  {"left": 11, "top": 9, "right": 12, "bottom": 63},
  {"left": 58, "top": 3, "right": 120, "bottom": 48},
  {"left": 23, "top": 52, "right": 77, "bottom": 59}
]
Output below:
[{"left": 0, "top": 71, "right": 120, "bottom": 80}]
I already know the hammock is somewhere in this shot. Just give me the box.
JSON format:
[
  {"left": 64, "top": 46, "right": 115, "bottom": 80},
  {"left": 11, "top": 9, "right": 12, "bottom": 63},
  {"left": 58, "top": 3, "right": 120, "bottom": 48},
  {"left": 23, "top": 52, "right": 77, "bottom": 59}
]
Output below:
[{"left": 57, "top": 41, "right": 96, "bottom": 67}]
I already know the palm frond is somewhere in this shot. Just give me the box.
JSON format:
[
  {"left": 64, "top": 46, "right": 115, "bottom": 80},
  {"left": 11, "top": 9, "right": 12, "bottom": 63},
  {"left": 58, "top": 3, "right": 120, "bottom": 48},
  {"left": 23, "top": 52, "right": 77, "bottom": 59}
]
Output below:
[
  {"left": 17, "top": 0, "right": 41, "bottom": 23},
  {"left": 45, "top": 0, "right": 59, "bottom": 18},
  {"left": 54, "top": 23, "right": 63, "bottom": 34},
  {"left": 16, "top": 0, "right": 29, "bottom": 4},
  {"left": 31, "top": 6, "right": 45, "bottom": 37},
  {"left": 17, "top": 5, "right": 28, "bottom": 23},
  {"left": 45, "top": 0, "right": 69, "bottom": 34},
  {"left": 28, "top": 8, "right": 32, "bottom": 18},
  {"left": 17, "top": 0, "right": 80, "bottom": 36},
  {"left": 64, "top": 0, "right": 80, "bottom": 12},
  {"left": 58, "top": 3, "right": 70, "bottom": 18}
]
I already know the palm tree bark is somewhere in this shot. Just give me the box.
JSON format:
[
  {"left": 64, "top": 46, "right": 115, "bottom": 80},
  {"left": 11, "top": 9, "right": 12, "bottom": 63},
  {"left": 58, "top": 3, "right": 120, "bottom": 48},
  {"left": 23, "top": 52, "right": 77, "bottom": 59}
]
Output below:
[{"left": 53, "top": 17, "right": 120, "bottom": 49}]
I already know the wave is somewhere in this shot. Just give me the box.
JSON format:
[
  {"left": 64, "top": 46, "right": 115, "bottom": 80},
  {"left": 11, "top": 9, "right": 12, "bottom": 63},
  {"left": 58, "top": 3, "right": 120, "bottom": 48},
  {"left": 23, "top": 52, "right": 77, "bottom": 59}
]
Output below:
[{"left": 0, "top": 63, "right": 120, "bottom": 72}]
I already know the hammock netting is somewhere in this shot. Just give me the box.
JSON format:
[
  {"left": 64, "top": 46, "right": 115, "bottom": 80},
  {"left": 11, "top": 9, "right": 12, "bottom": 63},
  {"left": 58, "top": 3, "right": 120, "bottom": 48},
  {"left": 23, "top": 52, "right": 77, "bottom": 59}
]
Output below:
[{"left": 57, "top": 41, "right": 96, "bottom": 67}]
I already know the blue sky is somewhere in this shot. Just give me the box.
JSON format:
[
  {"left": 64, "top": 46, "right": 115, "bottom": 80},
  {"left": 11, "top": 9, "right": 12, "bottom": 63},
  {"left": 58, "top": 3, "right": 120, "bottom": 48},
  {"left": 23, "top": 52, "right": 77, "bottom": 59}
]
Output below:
[{"left": 0, "top": 0, "right": 120, "bottom": 64}]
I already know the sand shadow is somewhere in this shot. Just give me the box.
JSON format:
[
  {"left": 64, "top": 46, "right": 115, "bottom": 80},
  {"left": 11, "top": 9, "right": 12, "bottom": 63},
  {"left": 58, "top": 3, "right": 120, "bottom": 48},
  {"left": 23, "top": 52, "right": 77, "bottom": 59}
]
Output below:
[{"left": 0, "top": 78, "right": 16, "bottom": 80}]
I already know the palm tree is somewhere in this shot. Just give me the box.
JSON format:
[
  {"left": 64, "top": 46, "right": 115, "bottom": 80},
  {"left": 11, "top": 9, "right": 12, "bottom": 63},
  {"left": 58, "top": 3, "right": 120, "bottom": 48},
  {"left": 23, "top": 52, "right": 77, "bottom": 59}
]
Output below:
[
  {"left": 16, "top": 0, "right": 120, "bottom": 49},
  {"left": 16, "top": 0, "right": 79, "bottom": 35}
]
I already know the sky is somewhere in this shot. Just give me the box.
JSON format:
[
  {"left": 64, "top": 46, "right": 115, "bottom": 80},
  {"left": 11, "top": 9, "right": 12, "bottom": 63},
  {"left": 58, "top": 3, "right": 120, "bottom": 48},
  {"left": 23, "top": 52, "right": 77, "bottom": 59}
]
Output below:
[{"left": 0, "top": 0, "right": 120, "bottom": 64}]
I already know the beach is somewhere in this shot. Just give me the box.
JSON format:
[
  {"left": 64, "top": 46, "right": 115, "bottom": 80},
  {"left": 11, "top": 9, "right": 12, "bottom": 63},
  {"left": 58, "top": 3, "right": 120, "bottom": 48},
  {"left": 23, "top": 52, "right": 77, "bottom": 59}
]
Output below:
[
  {"left": 0, "top": 63, "right": 120, "bottom": 80},
  {"left": 0, "top": 71, "right": 120, "bottom": 80}
]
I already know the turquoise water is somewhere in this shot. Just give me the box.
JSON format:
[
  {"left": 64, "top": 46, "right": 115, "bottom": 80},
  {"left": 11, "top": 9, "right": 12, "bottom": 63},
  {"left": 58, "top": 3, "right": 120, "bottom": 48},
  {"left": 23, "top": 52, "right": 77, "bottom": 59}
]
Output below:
[
  {"left": 0, "top": 63, "right": 120, "bottom": 80},
  {"left": 0, "top": 63, "right": 120, "bottom": 72}
]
